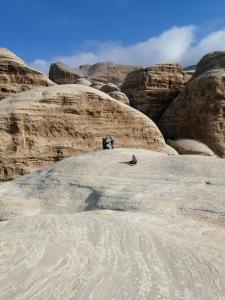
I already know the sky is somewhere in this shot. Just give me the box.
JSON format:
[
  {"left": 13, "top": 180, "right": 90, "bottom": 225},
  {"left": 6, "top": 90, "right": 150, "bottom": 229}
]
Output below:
[{"left": 1, "top": 0, "right": 225, "bottom": 74}]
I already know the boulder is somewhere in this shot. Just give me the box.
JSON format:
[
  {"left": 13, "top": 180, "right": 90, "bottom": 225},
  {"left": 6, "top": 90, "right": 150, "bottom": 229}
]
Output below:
[
  {"left": 159, "top": 54, "right": 225, "bottom": 157},
  {"left": 0, "top": 84, "right": 174, "bottom": 181},
  {"left": 0, "top": 149, "right": 225, "bottom": 299},
  {"left": 193, "top": 51, "right": 225, "bottom": 78},
  {"left": 168, "top": 139, "right": 215, "bottom": 156},
  {"left": 0, "top": 48, "right": 54, "bottom": 100},
  {"left": 100, "top": 82, "right": 119, "bottom": 93},
  {"left": 75, "top": 78, "right": 91, "bottom": 86},
  {"left": 122, "top": 63, "right": 186, "bottom": 122},
  {"left": 90, "top": 81, "right": 105, "bottom": 90},
  {"left": 108, "top": 91, "right": 130, "bottom": 105},
  {"left": 49, "top": 61, "right": 83, "bottom": 84}
]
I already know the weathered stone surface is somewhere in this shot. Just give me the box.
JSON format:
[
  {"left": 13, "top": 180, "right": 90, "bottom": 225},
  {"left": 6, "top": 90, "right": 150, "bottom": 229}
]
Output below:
[
  {"left": 80, "top": 61, "right": 141, "bottom": 84},
  {"left": 0, "top": 48, "right": 54, "bottom": 100},
  {"left": 108, "top": 91, "right": 130, "bottom": 105},
  {"left": 50, "top": 61, "right": 140, "bottom": 85},
  {"left": 49, "top": 61, "right": 83, "bottom": 84},
  {"left": 100, "top": 82, "right": 119, "bottom": 93},
  {"left": 0, "top": 84, "right": 173, "bottom": 181},
  {"left": 1, "top": 148, "right": 225, "bottom": 299},
  {"left": 193, "top": 51, "right": 225, "bottom": 78},
  {"left": 122, "top": 63, "right": 186, "bottom": 122},
  {"left": 75, "top": 78, "right": 91, "bottom": 86},
  {"left": 168, "top": 139, "right": 215, "bottom": 156},
  {"left": 90, "top": 81, "right": 105, "bottom": 90},
  {"left": 159, "top": 62, "right": 225, "bottom": 157},
  {"left": 183, "top": 70, "right": 195, "bottom": 83}
]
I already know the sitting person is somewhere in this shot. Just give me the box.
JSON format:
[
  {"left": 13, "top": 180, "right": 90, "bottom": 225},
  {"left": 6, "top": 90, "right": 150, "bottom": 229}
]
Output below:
[{"left": 130, "top": 154, "right": 137, "bottom": 165}]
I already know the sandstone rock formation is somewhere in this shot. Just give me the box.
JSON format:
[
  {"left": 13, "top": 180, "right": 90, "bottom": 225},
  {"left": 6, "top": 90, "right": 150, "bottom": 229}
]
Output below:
[
  {"left": 100, "top": 82, "right": 119, "bottom": 93},
  {"left": 0, "top": 48, "right": 54, "bottom": 100},
  {"left": 159, "top": 54, "right": 225, "bottom": 157},
  {"left": 49, "top": 61, "right": 83, "bottom": 84},
  {"left": 193, "top": 51, "right": 225, "bottom": 78},
  {"left": 108, "top": 91, "right": 130, "bottom": 105},
  {"left": 75, "top": 78, "right": 91, "bottom": 86},
  {"left": 1, "top": 148, "right": 225, "bottom": 299},
  {"left": 49, "top": 61, "right": 140, "bottom": 85},
  {"left": 90, "top": 81, "right": 105, "bottom": 90},
  {"left": 168, "top": 139, "right": 215, "bottom": 156},
  {"left": 122, "top": 63, "right": 186, "bottom": 122},
  {"left": 0, "top": 84, "right": 174, "bottom": 181}
]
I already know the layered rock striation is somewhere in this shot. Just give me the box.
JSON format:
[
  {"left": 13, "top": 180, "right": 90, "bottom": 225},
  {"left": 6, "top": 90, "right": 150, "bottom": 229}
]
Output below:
[
  {"left": 0, "top": 48, "right": 54, "bottom": 100},
  {"left": 159, "top": 52, "right": 225, "bottom": 157},
  {"left": 0, "top": 84, "right": 173, "bottom": 181},
  {"left": 122, "top": 63, "right": 186, "bottom": 122}
]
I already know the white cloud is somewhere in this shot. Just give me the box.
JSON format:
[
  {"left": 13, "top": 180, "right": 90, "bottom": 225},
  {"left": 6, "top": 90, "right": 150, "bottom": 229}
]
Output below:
[{"left": 29, "top": 25, "right": 225, "bottom": 75}]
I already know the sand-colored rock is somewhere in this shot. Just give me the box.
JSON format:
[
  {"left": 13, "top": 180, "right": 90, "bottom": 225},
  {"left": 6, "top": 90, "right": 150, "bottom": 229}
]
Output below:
[
  {"left": 0, "top": 48, "right": 54, "bottom": 100},
  {"left": 50, "top": 61, "right": 140, "bottom": 85},
  {"left": 168, "top": 139, "right": 215, "bottom": 156},
  {"left": 159, "top": 66, "right": 225, "bottom": 157},
  {"left": 108, "top": 91, "right": 130, "bottom": 105},
  {"left": 75, "top": 78, "right": 91, "bottom": 86},
  {"left": 122, "top": 63, "right": 186, "bottom": 122},
  {"left": 100, "top": 82, "right": 119, "bottom": 93},
  {"left": 0, "top": 84, "right": 173, "bottom": 181},
  {"left": 90, "top": 81, "right": 105, "bottom": 90},
  {"left": 49, "top": 61, "right": 83, "bottom": 84},
  {"left": 80, "top": 61, "right": 141, "bottom": 85},
  {"left": 0, "top": 148, "right": 225, "bottom": 299},
  {"left": 193, "top": 51, "right": 225, "bottom": 78}
]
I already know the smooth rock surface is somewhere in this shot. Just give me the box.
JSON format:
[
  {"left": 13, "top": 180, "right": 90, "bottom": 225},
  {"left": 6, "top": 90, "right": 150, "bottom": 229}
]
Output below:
[
  {"left": 122, "top": 64, "right": 186, "bottom": 122},
  {"left": 0, "top": 84, "right": 172, "bottom": 181},
  {"left": 0, "top": 48, "right": 54, "bottom": 100},
  {"left": 168, "top": 139, "right": 215, "bottom": 156},
  {"left": 0, "top": 148, "right": 225, "bottom": 299}
]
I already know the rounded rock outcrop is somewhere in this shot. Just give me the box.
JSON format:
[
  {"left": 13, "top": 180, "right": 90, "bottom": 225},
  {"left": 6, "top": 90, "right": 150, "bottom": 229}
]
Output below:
[
  {"left": 168, "top": 139, "right": 215, "bottom": 156},
  {"left": 0, "top": 84, "right": 173, "bottom": 181},
  {"left": 0, "top": 48, "right": 54, "bottom": 100},
  {"left": 100, "top": 82, "right": 119, "bottom": 93},
  {"left": 108, "top": 91, "right": 130, "bottom": 105}
]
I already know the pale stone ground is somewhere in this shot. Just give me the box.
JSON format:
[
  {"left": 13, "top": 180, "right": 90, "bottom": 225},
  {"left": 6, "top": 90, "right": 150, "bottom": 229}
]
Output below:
[{"left": 0, "top": 149, "right": 225, "bottom": 299}]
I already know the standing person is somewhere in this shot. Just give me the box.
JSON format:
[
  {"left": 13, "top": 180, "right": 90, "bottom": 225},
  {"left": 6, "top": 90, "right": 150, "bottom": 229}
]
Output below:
[
  {"left": 108, "top": 134, "right": 115, "bottom": 149},
  {"left": 102, "top": 138, "right": 109, "bottom": 150}
]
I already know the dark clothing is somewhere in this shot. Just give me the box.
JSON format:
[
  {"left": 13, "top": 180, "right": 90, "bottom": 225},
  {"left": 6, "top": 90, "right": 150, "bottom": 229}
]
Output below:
[
  {"left": 130, "top": 155, "right": 137, "bottom": 165},
  {"left": 102, "top": 138, "right": 109, "bottom": 150}
]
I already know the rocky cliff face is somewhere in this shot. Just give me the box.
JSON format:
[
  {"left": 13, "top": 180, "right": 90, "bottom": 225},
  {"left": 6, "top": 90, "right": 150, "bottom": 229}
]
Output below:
[
  {"left": 0, "top": 48, "right": 54, "bottom": 100},
  {"left": 0, "top": 84, "right": 174, "bottom": 181},
  {"left": 49, "top": 61, "right": 140, "bottom": 85},
  {"left": 122, "top": 63, "right": 186, "bottom": 122},
  {"left": 159, "top": 53, "right": 225, "bottom": 157},
  {"left": 49, "top": 61, "right": 83, "bottom": 84}
]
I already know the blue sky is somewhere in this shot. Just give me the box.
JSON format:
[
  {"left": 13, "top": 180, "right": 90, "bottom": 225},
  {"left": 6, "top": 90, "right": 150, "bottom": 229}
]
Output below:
[{"left": 1, "top": 0, "right": 225, "bottom": 73}]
